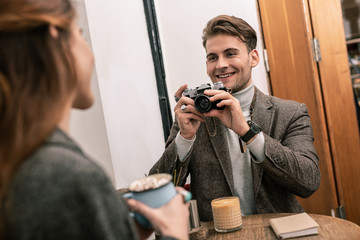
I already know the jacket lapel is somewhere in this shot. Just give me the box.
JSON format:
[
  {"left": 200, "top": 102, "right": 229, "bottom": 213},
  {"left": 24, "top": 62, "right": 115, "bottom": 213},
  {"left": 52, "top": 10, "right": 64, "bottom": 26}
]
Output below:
[
  {"left": 251, "top": 88, "right": 274, "bottom": 199},
  {"left": 252, "top": 88, "right": 275, "bottom": 135},
  {"left": 205, "top": 117, "right": 235, "bottom": 195},
  {"left": 204, "top": 88, "right": 275, "bottom": 198}
]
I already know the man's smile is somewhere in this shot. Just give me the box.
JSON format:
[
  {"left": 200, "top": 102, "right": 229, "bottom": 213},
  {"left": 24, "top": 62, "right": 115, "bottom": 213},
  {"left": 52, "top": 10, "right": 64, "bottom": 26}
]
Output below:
[{"left": 216, "top": 72, "right": 235, "bottom": 78}]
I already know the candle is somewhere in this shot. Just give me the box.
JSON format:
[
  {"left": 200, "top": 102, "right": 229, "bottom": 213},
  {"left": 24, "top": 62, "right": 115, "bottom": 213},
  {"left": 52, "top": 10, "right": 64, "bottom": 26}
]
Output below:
[{"left": 211, "top": 196, "right": 242, "bottom": 233}]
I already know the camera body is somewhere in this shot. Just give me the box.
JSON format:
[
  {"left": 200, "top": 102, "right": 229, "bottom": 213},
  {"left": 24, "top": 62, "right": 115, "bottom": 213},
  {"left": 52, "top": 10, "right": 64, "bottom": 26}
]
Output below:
[{"left": 183, "top": 82, "right": 229, "bottom": 113}]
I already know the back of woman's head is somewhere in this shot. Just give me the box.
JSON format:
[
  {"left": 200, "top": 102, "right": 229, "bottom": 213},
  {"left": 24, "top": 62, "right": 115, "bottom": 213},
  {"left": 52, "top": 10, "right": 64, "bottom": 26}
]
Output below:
[{"left": 0, "top": 0, "right": 76, "bottom": 236}]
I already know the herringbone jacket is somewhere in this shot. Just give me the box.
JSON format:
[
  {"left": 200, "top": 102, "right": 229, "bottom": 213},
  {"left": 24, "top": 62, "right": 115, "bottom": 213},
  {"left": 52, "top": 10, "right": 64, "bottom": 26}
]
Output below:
[{"left": 150, "top": 87, "right": 320, "bottom": 221}]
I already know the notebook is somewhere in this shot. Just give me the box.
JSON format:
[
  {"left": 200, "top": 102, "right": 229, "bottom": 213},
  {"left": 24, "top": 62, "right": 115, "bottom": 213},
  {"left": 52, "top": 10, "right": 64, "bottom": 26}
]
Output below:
[{"left": 269, "top": 213, "right": 319, "bottom": 239}]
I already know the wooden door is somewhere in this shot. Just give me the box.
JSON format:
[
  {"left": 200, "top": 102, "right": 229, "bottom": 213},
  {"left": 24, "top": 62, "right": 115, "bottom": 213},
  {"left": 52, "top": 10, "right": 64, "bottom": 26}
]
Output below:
[
  {"left": 308, "top": 0, "right": 360, "bottom": 224},
  {"left": 258, "top": 0, "right": 360, "bottom": 224}
]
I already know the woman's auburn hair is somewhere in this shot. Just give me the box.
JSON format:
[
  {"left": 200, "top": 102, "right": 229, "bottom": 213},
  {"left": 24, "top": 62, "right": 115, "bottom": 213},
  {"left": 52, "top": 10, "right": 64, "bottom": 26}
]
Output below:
[{"left": 0, "top": 0, "right": 76, "bottom": 236}]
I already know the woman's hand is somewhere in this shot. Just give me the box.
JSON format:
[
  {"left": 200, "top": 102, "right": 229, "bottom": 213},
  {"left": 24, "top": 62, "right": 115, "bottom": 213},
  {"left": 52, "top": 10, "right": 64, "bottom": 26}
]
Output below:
[{"left": 126, "top": 187, "right": 190, "bottom": 240}]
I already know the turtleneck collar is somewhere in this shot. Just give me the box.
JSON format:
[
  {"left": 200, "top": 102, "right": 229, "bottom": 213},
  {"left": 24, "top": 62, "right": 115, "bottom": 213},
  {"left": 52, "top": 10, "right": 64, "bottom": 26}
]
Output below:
[{"left": 232, "top": 82, "right": 255, "bottom": 113}]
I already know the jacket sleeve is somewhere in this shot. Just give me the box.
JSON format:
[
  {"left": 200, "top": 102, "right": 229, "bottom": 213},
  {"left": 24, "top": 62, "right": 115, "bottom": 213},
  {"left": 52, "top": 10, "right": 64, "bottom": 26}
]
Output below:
[
  {"left": 9, "top": 151, "right": 139, "bottom": 240},
  {"left": 257, "top": 103, "right": 320, "bottom": 198}
]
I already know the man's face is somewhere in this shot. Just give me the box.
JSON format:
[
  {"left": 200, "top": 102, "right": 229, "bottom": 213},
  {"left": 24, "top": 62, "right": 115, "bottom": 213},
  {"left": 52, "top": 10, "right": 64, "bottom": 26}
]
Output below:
[{"left": 205, "top": 34, "right": 259, "bottom": 93}]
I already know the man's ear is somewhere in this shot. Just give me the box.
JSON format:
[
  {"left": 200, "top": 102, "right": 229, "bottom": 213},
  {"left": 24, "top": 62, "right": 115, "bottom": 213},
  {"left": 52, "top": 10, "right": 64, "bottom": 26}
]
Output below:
[
  {"left": 250, "top": 49, "right": 260, "bottom": 67},
  {"left": 49, "top": 25, "right": 59, "bottom": 39}
]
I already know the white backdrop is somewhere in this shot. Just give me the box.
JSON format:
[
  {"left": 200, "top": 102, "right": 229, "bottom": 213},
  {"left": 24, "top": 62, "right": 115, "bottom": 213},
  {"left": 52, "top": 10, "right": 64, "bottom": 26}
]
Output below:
[
  {"left": 84, "top": 0, "right": 165, "bottom": 189},
  {"left": 70, "top": 0, "right": 114, "bottom": 182}
]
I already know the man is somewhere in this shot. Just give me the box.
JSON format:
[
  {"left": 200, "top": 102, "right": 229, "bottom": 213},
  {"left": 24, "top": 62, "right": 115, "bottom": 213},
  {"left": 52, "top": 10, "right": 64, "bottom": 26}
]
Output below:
[{"left": 150, "top": 15, "right": 320, "bottom": 221}]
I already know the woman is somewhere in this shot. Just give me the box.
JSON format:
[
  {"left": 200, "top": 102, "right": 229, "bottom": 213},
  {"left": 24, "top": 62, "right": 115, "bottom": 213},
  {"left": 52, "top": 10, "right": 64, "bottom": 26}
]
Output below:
[{"left": 0, "top": 0, "right": 189, "bottom": 239}]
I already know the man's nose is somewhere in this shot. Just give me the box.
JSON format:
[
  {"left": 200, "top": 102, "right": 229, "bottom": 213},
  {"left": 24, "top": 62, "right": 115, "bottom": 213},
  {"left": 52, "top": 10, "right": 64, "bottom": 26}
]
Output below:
[{"left": 216, "top": 56, "right": 228, "bottom": 69}]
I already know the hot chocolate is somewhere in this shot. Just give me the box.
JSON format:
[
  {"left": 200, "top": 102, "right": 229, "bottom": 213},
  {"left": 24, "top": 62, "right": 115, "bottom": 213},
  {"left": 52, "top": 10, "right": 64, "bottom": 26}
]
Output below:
[{"left": 129, "top": 174, "right": 171, "bottom": 192}]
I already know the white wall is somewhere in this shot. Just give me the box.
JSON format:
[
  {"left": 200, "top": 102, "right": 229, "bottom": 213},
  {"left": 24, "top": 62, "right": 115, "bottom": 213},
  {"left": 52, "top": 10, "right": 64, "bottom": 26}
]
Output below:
[
  {"left": 70, "top": 0, "right": 114, "bottom": 183},
  {"left": 84, "top": 0, "right": 165, "bottom": 189},
  {"left": 74, "top": 0, "right": 269, "bottom": 189}
]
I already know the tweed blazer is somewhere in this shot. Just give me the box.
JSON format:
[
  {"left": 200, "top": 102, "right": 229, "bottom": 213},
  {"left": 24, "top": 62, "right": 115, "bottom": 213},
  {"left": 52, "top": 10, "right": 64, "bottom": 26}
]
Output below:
[{"left": 150, "top": 87, "right": 320, "bottom": 221}]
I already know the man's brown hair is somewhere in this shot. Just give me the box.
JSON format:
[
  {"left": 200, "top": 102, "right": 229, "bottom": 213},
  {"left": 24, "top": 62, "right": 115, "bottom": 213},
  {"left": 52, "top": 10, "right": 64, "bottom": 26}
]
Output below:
[{"left": 202, "top": 15, "right": 257, "bottom": 52}]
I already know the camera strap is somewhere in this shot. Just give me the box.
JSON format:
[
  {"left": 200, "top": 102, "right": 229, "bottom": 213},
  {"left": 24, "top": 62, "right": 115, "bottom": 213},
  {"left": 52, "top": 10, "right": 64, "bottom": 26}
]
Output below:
[{"left": 205, "top": 118, "right": 217, "bottom": 137}]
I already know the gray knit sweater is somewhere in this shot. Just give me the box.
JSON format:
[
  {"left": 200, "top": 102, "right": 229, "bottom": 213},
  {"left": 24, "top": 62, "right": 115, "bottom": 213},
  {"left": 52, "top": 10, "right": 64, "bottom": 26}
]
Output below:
[{"left": 6, "top": 128, "right": 174, "bottom": 240}]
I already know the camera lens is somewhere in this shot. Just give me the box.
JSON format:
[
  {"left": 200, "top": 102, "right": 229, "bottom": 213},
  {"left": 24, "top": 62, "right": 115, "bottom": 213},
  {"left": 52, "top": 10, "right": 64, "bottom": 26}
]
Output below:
[{"left": 194, "top": 95, "right": 212, "bottom": 113}]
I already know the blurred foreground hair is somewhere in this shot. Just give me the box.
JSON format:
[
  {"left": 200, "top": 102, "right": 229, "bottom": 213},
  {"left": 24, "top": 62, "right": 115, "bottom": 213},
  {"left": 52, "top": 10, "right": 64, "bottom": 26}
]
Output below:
[{"left": 0, "top": 0, "right": 76, "bottom": 237}]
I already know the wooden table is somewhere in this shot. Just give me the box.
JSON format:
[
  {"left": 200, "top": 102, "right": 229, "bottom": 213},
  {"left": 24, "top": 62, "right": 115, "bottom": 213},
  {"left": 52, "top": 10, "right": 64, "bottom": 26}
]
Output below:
[{"left": 193, "top": 213, "right": 360, "bottom": 239}]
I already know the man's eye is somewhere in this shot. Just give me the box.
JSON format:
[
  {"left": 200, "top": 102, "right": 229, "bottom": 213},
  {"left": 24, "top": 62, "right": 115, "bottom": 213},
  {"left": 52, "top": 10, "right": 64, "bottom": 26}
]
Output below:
[
  {"left": 227, "top": 52, "right": 236, "bottom": 57},
  {"left": 207, "top": 56, "right": 217, "bottom": 62}
]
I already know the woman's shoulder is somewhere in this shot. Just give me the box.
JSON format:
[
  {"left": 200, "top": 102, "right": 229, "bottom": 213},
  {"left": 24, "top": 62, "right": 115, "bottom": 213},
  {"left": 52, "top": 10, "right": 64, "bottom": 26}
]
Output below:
[
  {"left": 30, "top": 129, "right": 101, "bottom": 176},
  {"left": 12, "top": 128, "right": 112, "bottom": 198},
  {"left": 8, "top": 129, "right": 136, "bottom": 239}
]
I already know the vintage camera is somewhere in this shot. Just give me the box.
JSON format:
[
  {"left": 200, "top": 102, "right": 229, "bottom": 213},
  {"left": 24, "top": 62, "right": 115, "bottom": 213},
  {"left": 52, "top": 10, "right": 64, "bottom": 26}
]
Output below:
[{"left": 183, "top": 82, "right": 229, "bottom": 113}]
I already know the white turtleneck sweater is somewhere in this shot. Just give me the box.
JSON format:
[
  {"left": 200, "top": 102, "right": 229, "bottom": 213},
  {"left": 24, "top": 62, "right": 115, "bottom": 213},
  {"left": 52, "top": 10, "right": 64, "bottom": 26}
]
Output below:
[{"left": 175, "top": 82, "right": 265, "bottom": 216}]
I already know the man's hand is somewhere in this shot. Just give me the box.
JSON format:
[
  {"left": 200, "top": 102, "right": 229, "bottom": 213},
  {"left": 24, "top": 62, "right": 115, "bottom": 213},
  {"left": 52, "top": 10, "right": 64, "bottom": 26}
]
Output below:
[
  {"left": 203, "top": 89, "right": 250, "bottom": 136},
  {"left": 174, "top": 84, "right": 205, "bottom": 140}
]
